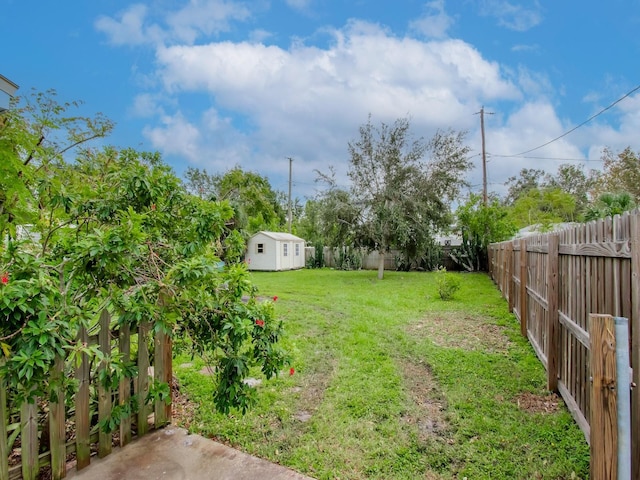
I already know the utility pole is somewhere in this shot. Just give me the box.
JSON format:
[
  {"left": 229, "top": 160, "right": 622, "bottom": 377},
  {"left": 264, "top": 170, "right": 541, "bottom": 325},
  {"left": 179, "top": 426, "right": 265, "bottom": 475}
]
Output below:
[
  {"left": 287, "top": 157, "right": 293, "bottom": 234},
  {"left": 476, "top": 106, "right": 493, "bottom": 206},
  {"left": 480, "top": 107, "right": 487, "bottom": 206}
]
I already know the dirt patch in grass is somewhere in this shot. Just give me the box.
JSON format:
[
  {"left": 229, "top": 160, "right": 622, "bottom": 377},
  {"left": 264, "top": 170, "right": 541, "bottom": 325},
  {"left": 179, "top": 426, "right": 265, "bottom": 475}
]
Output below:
[
  {"left": 172, "top": 375, "right": 198, "bottom": 430},
  {"left": 515, "top": 392, "right": 561, "bottom": 414},
  {"left": 407, "top": 312, "right": 510, "bottom": 352},
  {"left": 398, "top": 358, "right": 451, "bottom": 443},
  {"left": 290, "top": 357, "right": 338, "bottom": 424}
]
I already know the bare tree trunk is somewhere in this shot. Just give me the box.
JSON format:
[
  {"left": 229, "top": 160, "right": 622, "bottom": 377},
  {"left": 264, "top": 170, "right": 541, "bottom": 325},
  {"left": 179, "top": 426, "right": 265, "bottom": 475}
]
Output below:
[{"left": 377, "top": 251, "right": 385, "bottom": 279}]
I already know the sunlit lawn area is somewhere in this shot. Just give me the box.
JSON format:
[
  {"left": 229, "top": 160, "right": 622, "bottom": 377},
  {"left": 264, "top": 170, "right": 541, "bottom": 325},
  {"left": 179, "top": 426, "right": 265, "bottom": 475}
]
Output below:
[{"left": 174, "top": 269, "right": 589, "bottom": 479}]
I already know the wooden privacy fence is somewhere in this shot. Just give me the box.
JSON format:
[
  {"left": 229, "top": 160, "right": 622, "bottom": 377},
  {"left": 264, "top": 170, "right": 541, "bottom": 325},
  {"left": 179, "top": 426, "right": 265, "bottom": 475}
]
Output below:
[
  {"left": 488, "top": 211, "right": 640, "bottom": 477},
  {"left": 0, "top": 309, "right": 172, "bottom": 480}
]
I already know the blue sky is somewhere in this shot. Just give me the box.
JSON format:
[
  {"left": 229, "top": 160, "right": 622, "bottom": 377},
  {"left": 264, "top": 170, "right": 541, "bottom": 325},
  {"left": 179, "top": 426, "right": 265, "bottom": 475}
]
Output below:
[{"left": 3, "top": 0, "right": 640, "bottom": 199}]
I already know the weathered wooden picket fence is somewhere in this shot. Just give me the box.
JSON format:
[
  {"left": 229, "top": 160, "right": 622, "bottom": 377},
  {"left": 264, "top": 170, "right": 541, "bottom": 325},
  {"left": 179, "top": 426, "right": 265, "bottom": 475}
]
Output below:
[
  {"left": 1, "top": 310, "right": 172, "bottom": 480},
  {"left": 488, "top": 210, "right": 640, "bottom": 477}
]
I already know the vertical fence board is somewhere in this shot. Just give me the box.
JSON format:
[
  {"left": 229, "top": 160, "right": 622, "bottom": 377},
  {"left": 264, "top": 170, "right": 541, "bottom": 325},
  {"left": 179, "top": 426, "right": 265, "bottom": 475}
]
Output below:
[
  {"left": 21, "top": 396, "right": 39, "bottom": 480},
  {"left": 589, "top": 314, "right": 618, "bottom": 479},
  {"left": 0, "top": 359, "right": 9, "bottom": 480},
  {"left": 97, "top": 309, "right": 112, "bottom": 458},
  {"left": 154, "top": 329, "right": 168, "bottom": 428},
  {"left": 520, "top": 239, "right": 528, "bottom": 337},
  {"left": 507, "top": 242, "right": 515, "bottom": 313},
  {"left": 49, "top": 356, "right": 66, "bottom": 479},
  {"left": 164, "top": 334, "right": 173, "bottom": 422},
  {"left": 137, "top": 322, "right": 150, "bottom": 437},
  {"left": 119, "top": 324, "right": 132, "bottom": 447},
  {"left": 547, "top": 234, "right": 559, "bottom": 392},
  {"left": 75, "top": 325, "right": 91, "bottom": 470}
]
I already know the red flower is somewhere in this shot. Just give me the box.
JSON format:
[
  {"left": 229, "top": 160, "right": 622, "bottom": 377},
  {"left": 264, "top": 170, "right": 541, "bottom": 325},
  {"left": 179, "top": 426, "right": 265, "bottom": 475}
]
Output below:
[
  {"left": 273, "top": 295, "right": 278, "bottom": 302},
  {"left": 1, "top": 273, "right": 8, "bottom": 285},
  {"left": 255, "top": 319, "right": 265, "bottom": 327},
  {"left": 289, "top": 367, "right": 295, "bottom": 376},
  {"left": 151, "top": 204, "right": 156, "bottom": 211}
]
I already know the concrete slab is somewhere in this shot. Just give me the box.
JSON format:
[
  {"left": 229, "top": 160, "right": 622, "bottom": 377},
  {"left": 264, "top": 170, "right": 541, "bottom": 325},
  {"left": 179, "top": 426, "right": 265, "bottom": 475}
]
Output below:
[{"left": 65, "top": 426, "right": 314, "bottom": 480}]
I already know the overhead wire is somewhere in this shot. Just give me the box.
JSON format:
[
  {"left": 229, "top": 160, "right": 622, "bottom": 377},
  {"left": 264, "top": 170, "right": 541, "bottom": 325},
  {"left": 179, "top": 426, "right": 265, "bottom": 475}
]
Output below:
[
  {"left": 488, "top": 154, "right": 604, "bottom": 163},
  {"left": 498, "top": 83, "right": 640, "bottom": 157}
]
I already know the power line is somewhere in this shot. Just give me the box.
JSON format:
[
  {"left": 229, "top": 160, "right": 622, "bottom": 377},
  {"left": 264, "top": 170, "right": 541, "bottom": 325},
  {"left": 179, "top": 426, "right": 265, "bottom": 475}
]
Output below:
[
  {"left": 488, "top": 154, "right": 604, "bottom": 163},
  {"left": 500, "top": 83, "right": 640, "bottom": 157}
]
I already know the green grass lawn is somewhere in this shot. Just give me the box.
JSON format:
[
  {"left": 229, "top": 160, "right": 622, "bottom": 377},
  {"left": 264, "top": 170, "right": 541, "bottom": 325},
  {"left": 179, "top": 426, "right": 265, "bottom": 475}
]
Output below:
[{"left": 174, "top": 269, "right": 589, "bottom": 479}]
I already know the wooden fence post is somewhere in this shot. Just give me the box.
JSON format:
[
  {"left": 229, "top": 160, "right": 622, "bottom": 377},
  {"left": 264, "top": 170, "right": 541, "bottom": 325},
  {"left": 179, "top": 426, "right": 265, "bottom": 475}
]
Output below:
[
  {"left": 547, "top": 234, "right": 559, "bottom": 392},
  {"left": 519, "top": 238, "right": 528, "bottom": 337},
  {"left": 49, "top": 356, "right": 66, "bottom": 479},
  {"left": 97, "top": 309, "right": 112, "bottom": 458},
  {"left": 590, "top": 313, "right": 618, "bottom": 479},
  {"left": 75, "top": 325, "right": 91, "bottom": 470},
  {"left": 631, "top": 212, "right": 640, "bottom": 479}
]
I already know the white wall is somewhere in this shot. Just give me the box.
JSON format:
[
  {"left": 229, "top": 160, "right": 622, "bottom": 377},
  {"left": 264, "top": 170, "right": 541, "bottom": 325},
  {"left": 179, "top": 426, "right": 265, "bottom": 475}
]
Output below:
[
  {"left": 247, "top": 233, "right": 277, "bottom": 271},
  {"left": 246, "top": 233, "right": 306, "bottom": 271}
]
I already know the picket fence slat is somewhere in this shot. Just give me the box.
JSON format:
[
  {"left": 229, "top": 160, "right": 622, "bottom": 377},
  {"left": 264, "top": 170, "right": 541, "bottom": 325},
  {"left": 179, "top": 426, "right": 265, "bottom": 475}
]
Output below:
[
  {"left": 20, "top": 396, "right": 38, "bottom": 480},
  {"left": 50, "top": 356, "right": 66, "bottom": 480},
  {"left": 137, "top": 321, "right": 151, "bottom": 437},
  {"left": 97, "top": 309, "right": 112, "bottom": 458},
  {"left": 119, "top": 323, "right": 132, "bottom": 447},
  {"left": 75, "top": 324, "right": 91, "bottom": 471}
]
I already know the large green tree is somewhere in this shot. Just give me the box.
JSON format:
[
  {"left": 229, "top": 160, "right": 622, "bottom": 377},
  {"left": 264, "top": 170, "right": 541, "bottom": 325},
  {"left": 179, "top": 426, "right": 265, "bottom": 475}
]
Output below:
[
  {"left": 185, "top": 166, "right": 285, "bottom": 233},
  {"left": 454, "top": 193, "right": 517, "bottom": 271},
  {"left": 592, "top": 147, "right": 640, "bottom": 202},
  {"left": 510, "top": 186, "right": 576, "bottom": 228},
  {"left": 347, "top": 116, "right": 471, "bottom": 279},
  {"left": 1, "top": 91, "right": 287, "bottom": 419},
  {"left": 504, "top": 164, "right": 598, "bottom": 221},
  {"left": 545, "top": 164, "right": 598, "bottom": 218},
  {"left": 504, "top": 168, "right": 545, "bottom": 206}
]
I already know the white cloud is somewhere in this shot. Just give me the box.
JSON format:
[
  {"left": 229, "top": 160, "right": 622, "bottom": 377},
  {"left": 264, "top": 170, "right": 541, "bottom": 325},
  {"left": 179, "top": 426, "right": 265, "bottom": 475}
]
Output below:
[
  {"left": 479, "top": 0, "right": 542, "bottom": 32},
  {"left": 95, "top": 4, "right": 160, "bottom": 46},
  {"left": 166, "top": 0, "right": 251, "bottom": 44},
  {"left": 130, "top": 93, "right": 164, "bottom": 118},
  {"left": 143, "top": 113, "right": 202, "bottom": 161},
  {"left": 111, "top": 10, "right": 637, "bottom": 200},
  {"left": 143, "top": 20, "right": 524, "bottom": 192},
  {"left": 478, "top": 101, "right": 588, "bottom": 193},
  {"left": 96, "top": 0, "right": 252, "bottom": 46},
  {"left": 286, "top": 0, "right": 312, "bottom": 11},
  {"left": 511, "top": 44, "right": 539, "bottom": 53},
  {"left": 249, "top": 28, "right": 273, "bottom": 43},
  {"left": 516, "top": 67, "right": 553, "bottom": 97},
  {"left": 409, "top": 0, "right": 455, "bottom": 39}
]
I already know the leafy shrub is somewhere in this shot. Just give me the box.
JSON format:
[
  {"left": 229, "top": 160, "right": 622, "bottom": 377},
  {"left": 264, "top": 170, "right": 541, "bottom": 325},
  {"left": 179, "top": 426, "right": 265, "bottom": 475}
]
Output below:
[
  {"left": 436, "top": 267, "right": 460, "bottom": 300},
  {"left": 306, "top": 242, "right": 325, "bottom": 268},
  {"left": 335, "top": 246, "right": 362, "bottom": 270}
]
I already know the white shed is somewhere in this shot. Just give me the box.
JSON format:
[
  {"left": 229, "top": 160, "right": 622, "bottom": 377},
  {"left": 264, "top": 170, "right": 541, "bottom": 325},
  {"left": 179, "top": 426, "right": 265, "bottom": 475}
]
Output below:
[{"left": 246, "top": 231, "right": 306, "bottom": 271}]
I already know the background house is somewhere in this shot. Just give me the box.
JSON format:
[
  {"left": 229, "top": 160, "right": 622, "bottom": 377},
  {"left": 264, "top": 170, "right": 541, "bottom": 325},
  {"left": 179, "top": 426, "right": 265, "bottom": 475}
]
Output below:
[
  {"left": 246, "top": 231, "right": 306, "bottom": 271},
  {"left": 0, "top": 73, "right": 19, "bottom": 112}
]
